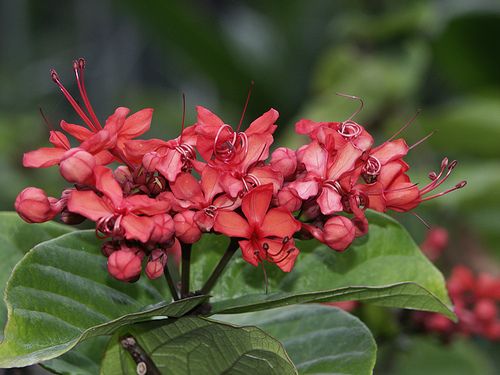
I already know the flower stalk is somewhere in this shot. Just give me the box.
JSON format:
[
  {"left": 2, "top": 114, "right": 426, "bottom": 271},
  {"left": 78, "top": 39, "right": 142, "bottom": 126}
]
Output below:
[
  {"left": 201, "top": 238, "right": 240, "bottom": 295},
  {"left": 181, "top": 243, "right": 192, "bottom": 298}
]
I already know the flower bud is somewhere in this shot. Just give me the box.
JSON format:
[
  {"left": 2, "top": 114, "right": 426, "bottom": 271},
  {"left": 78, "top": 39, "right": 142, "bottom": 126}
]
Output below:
[
  {"left": 323, "top": 216, "right": 356, "bottom": 252},
  {"left": 270, "top": 147, "right": 297, "bottom": 179},
  {"left": 174, "top": 210, "right": 202, "bottom": 244},
  {"left": 145, "top": 249, "right": 167, "bottom": 279},
  {"left": 476, "top": 273, "right": 500, "bottom": 300},
  {"left": 425, "top": 314, "right": 453, "bottom": 333},
  {"left": 150, "top": 214, "right": 175, "bottom": 243},
  {"left": 59, "top": 148, "right": 96, "bottom": 184},
  {"left": 15, "top": 187, "right": 58, "bottom": 223},
  {"left": 277, "top": 187, "right": 302, "bottom": 212},
  {"left": 107, "top": 247, "right": 143, "bottom": 282}
]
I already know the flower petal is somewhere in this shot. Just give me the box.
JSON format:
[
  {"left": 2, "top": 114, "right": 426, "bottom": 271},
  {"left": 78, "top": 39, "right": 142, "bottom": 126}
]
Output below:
[
  {"left": 261, "top": 207, "right": 300, "bottom": 238},
  {"left": 60, "top": 121, "right": 93, "bottom": 142},
  {"left": 170, "top": 172, "right": 204, "bottom": 204},
  {"left": 122, "top": 214, "right": 153, "bottom": 243},
  {"left": 239, "top": 240, "right": 260, "bottom": 267},
  {"left": 301, "top": 141, "right": 328, "bottom": 177},
  {"left": 120, "top": 108, "right": 153, "bottom": 139},
  {"left": 67, "top": 190, "right": 111, "bottom": 221},
  {"left": 245, "top": 108, "right": 278, "bottom": 136},
  {"left": 242, "top": 184, "right": 273, "bottom": 226},
  {"left": 214, "top": 211, "right": 251, "bottom": 238},
  {"left": 317, "top": 186, "right": 343, "bottom": 215},
  {"left": 327, "top": 142, "right": 362, "bottom": 181},
  {"left": 23, "top": 147, "right": 66, "bottom": 168},
  {"left": 95, "top": 166, "right": 123, "bottom": 207}
]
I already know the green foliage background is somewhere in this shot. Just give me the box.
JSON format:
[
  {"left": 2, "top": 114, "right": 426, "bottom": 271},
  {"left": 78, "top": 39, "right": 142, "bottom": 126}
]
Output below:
[{"left": 0, "top": 0, "right": 499, "bottom": 374}]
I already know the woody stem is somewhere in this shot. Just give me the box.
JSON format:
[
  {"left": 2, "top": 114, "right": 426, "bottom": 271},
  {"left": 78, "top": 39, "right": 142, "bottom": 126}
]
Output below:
[
  {"left": 181, "top": 243, "right": 192, "bottom": 298},
  {"left": 200, "top": 238, "right": 239, "bottom": 295},
  {"left": 163, "top": 264, "right": 179, "bottom": 301}
]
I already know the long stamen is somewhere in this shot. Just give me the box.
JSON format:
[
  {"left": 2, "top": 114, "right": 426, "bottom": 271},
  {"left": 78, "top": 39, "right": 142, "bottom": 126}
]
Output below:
[
  {"left": 50, "top": 69, "right": 98, "bottom": 132},
  {"left": 421, "top": 160, "right": 458, "bottom": 195},
  {"left": 420, "top": 158, "right": 448, "bottom": 193},
  {"left": 73, "top": 58, "right": 102, "bottom": 129},
  {"left": 181, "top": 93, "right": 186, "bottom": 132},
  {"left": 336, "top": 92, "right": 364, "bottom": 121},
  {"left": 237, "top": 80, "right": 254, "bottom": 132},
  {"left": 421, "top": 181, "right": 467, "bottom": 201},
  {"left": 409, "top": 130, "right": 435, "bottom": 150},
  {"left": 411, "top": 212, "right": 431, "bottom": 229},
  {"left": 387, "top": 109, "right": 421, "bottom": 142}
]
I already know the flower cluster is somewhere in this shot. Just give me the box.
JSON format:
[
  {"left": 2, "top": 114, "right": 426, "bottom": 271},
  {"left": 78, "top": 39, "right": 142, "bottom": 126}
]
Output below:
[
  {"left": 415, "top": 266, "right": 500, "bottom": 341},
  {"left": 15, "top": 59, "right": 466, "bottom": 284}
]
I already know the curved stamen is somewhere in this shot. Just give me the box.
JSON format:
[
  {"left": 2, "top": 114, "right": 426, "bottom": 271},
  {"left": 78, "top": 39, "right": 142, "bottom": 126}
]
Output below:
[
  {"left": 409, "top": 131, "right": 435, "bottom": 150},
  {"left": 336, "top": 92, "right": 364, "bottom": 121},
  {"left": 338, "top": 120, "right": 362, "bottom": 138},
  {"left": 237, "top": 81, "right": 254, "bottom": 132}
]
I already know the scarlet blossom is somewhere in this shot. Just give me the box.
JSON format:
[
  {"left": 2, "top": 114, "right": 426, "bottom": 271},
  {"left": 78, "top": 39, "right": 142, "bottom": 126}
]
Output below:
[
  {"left": 68, "top": 166, "right": 170, "bottom": 242},
  {"left": 214, "top": 184, "right": 301, "bottom": 272}
]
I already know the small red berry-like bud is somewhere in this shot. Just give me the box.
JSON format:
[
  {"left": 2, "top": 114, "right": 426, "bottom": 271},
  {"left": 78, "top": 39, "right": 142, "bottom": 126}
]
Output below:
[
  {"left": 474, "top": 299, "right": 497, "bottom": 322},
  {"left": 323, "top": 216, "right": 356, "bottom": 252},
  {"left": 270, "top": 147, "right": 297, "bottom": 179},
  {"left": 476, "top": 273, "right": 500, "bottom": 300},
  {"left": 145, "top": 249, "right": 167, "bottom": 279},
  {"left": 149, "top": 214, "right": 175, "bottom": 243},
  {"left": 447, "top": 266, "right": 475, "bottom": 297},
  {"left": 277, "top": 187, "right": 302, "bottom": 212},
  {"left": 59, "top": 148, "right": 96, "bottom": 184},
  {"left": 174, "top": 210, "right": 202, "bottom": 244},
  {"left": 15, "top": 187, "right": 58, "bottom": 223},
  {"left": 425, "top": 314, "right": 453, "bottom": 333},
  {"left": 107, "top": 247, "right": 143, "bottom": 282},
  {"left": 421, "top": 227, "right": 449, "bottom": 261}
]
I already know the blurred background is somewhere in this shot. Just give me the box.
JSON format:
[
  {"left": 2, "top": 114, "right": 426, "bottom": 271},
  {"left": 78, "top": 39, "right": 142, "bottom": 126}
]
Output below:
[{"left": 1, "top": 0, "right": 499, "bottom": 374}]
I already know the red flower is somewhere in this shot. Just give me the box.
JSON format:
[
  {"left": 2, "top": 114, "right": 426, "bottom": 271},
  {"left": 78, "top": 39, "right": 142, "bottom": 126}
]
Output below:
[
  {"left": 67, "top": 166, "right": 170, "bottom": 243},
  {"left": 214, "top": 184, "right": 301, "bottom": 271}
]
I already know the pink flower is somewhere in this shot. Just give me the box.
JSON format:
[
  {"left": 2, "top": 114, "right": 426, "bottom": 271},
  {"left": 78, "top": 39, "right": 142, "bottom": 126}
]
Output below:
[
  {"left": 214, "top": 184, "right": 301, "bottom": 272},
  {"left": 67, "top": 166, "right": 169, "bottom": 243}
]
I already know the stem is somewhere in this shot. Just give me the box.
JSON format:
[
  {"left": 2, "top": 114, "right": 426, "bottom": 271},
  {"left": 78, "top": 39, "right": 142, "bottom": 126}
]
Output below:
[
  {"left": 201, "top": 238, "right": 239, "bottom": 295},
  {"left": 181, "top": 243, "right": 192, "bottom": 298},
  {"left": 163, "top": 264, "right": 179, "bottom": 301}
]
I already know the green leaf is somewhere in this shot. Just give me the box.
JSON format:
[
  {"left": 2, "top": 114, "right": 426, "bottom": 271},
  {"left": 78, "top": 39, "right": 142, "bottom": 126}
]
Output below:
[
  {"left": 0, "top": 230, "right": 207, "bottom": 368},
  {"left": 101, "top": 316, "right": 297, "bottom": 375},
  {"left": 419, "top": 96, "right": 500, "bottom": 158},
  {"left": 0, "top": 212, "right": 73, "bottom": 333},
  {"left": 190, "top": 211, "right": 454, "bottom": 318},
  {"left": 388, "top": 337, "right": 495, "bottom": 375},
  {"left": 218, "top": 304, "right": 377, "bottom": 375}
]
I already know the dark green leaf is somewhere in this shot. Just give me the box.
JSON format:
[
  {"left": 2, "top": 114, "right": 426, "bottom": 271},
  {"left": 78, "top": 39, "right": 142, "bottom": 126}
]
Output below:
[
  {"left": 190, "top": 211, "right": 454, "bottom": 318},
  {"left": 0, "top": 230, "right": 207, "bottom": 368},
  {"left": 218, "top": 304, "right": 377, "bottom": 375},
  {"left": 0, "top": 212, "right": 73, "bottom": 332},
  {"left": 101, "top": 316, "right": 297, "bottom": 375}
]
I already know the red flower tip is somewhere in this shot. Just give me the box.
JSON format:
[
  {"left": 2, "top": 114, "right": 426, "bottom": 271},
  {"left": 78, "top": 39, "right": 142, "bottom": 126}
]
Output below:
[
  {"left": 107, "top": 247, "right": 143, "bottom": 282},
  {"left": 15, "top": 187, "right": 59, "bottom": 223},
  {"left": 59, "top": 148, "right": 96, "bottom": 184}
]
